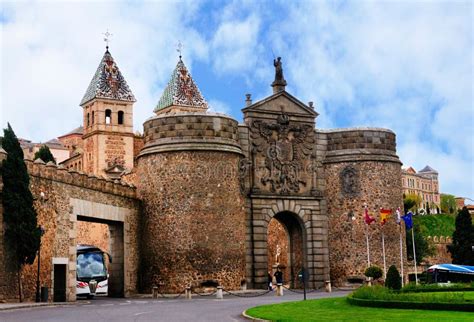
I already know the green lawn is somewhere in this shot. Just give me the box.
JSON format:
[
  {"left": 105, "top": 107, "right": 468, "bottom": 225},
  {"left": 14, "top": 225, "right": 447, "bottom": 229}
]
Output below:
[{"left": 245, "top": 297, "right": 474, "bottom": 321}]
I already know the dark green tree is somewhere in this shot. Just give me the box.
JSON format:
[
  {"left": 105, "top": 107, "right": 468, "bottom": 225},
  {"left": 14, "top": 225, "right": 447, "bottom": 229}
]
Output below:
[
  {"left": 385, "top": 265, "right": 402, "bottom": 290},
  {"left": 34, "top": 145, "right": 55, "bottom": 164},
  {"left": 364, "top": 265, "right": 383, "bottom": 280},
  {"left": 406, "top": 224, "right": 434, "bottom": 265},
  {"left": 447, "top": 207, "right": 474, "bottom": 265},
  {"left": 1, "top": 124, "right": 41, "bottom": 301}
]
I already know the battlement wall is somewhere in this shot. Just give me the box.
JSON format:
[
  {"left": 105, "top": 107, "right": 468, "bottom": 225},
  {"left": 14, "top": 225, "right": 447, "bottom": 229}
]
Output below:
[
  {"left": 26, "top": 158, "right": 136, "bottom": 199},
  {"left": 321, "top": 127, "right": 400, "bottom": 164},
  {"left": 140, "top": 112, "right": 242, "bottom": 156}
]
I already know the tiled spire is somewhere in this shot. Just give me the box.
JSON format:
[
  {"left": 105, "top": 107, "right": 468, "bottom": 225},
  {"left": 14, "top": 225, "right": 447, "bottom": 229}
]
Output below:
[
  {"left": 80, "top": 48, "right": 136, "bottom": 106},
  {"left": 154, "top": 58, "right": 208, "bottom": 113}
]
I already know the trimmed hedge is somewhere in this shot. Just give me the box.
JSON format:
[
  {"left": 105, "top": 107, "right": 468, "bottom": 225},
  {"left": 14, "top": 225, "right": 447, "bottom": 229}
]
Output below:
[{"left": 347, "top": 296, "right": 474, "bottom": 312}]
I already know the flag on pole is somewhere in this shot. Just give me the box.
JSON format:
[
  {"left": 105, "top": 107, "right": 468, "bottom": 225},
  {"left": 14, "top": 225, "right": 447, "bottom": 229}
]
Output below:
[
  {"left": 364, "top": 205, "right": 375, "bottom": 225},
  {"left": 380, "top": 208, "right": 391, "bottom": 225},
  {"left": 402, "top": 211, "right": 414, "bottom": 230},
  {"left": 396, "top": 207, "right": 401, "bottom": 225}
]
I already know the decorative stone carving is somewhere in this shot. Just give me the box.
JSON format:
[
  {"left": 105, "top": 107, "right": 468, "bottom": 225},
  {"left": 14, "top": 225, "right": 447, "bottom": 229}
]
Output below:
[
  {"left": 251, "top": 113, "right": 315, "bottom": 194},
  {"left": 238, "top": 158, "right": 251, "bottom": 194},
  {"left": 340, "top": 165, "right": 359, "bottom": 197}
]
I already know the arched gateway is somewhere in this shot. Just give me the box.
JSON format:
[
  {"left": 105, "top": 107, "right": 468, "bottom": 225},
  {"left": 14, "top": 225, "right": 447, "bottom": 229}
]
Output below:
[{"left": 268, "top": 211, "right": 306, "bottom": 288}]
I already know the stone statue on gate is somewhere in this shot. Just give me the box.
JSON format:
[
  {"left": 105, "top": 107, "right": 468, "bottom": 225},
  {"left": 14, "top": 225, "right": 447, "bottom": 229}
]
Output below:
[
  {"left": 272, "top": 57, "right": 287, "bottom": 86},
  {"left": 275, "top": 244, "right": 281, "bottom": 264}
]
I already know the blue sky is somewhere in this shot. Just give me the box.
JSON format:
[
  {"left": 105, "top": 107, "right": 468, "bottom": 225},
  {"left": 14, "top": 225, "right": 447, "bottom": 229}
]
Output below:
[{"left": 1, "top": 0, "right": 473, "bottom": 200}]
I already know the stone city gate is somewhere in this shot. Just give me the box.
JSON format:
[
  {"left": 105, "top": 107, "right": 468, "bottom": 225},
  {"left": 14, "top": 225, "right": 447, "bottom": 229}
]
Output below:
[
  {"left": 239, "top": 88, "right": 330, "bottom": 289},
  {"left": 0, "top": 157, "right": 140, "bottom": 302}
]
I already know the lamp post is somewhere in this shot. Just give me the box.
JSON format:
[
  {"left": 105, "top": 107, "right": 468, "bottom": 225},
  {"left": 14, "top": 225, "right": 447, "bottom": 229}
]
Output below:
[{"left": 35, "top": 225, "right": 45, "bottom": 302}]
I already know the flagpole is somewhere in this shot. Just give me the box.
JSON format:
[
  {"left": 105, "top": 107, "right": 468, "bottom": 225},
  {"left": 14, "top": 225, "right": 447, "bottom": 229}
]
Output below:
[
  {"left": 366, "top": 223, "right": 371, "bottom": 267},
  {"left": 411, "top": 227, "right": 418, "bottom": 284},
  {"left": 399, "top": 225, "right": 404, "bottom": 285},
  {"left": 382, "top": 230, "right": 387, "bottom": 279}
]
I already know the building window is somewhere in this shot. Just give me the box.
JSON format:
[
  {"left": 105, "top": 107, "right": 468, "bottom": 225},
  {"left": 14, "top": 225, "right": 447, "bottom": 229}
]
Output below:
[
  {"left": 87, "top": 113, "right": 90, "bottom": 127},
  {"left": 105, "top": 109, "right": 112, "bottom": 124},
  {"left": 118, "top": 111, "right": 124, "bottom": 125},
  {"left": 92, "top": 111, "right": 95, "bottom": 125}
]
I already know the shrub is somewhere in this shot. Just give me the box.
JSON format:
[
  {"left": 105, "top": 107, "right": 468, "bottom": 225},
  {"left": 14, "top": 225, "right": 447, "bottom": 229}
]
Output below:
[
  {"left": 364, "top": 265, "right": 383, "bottom": 280},
  {"left": 385, "top": 265, "right": 402, "bottom": 290}
]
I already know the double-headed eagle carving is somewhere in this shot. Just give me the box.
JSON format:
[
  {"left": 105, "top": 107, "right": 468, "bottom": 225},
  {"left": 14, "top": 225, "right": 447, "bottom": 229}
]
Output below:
[{"left": 251, "top": 113, "right": 315, "bottom": 194}]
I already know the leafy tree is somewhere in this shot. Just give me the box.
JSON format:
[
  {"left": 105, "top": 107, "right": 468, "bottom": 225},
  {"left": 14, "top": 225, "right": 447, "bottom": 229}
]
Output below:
[
  {"left": 406, "top": 224, "right": 434, "bottom": 265},
  {"left": 404, "top": 193, "right": 421, "bottom": 213},
  {"left": 385, "top": 265, "right": 402, "bottom": 290},
  {"left": 1, "top": 124, "right": 41, "bottom": 301},
  {"left": 447, "top": 207, "right": 474, "bottom": 265},
  {"left": 34, "top": 145, "right": 55, "bottom": 164},
  {"left": 364, "top": 266, "right": 383, "bottom": 280},
  {"left": 440, "top": 194, "right": 456, "bottom": 214}
]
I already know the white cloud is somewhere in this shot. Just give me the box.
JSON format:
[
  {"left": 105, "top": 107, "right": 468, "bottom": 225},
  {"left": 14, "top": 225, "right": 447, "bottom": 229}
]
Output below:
[
  {"left": 262, "top": 1, "right": 473, "bottom": 198},
  {"left": 1, "top": 1, "right": 472, "bottom": 199},
  {"left": 207, "top": 99, "right": 231, "bottom": 115},
  {"left": 0, "top": 1, "right": 207, "bottom": 140}
]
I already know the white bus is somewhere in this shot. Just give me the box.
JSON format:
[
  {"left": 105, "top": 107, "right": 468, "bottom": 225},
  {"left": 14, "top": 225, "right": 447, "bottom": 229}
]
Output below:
[{"left": 76, "top": 245, "right": 111, "bottom": 299}]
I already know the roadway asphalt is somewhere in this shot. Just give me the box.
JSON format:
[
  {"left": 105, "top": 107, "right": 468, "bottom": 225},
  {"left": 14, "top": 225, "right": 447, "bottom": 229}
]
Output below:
[{"left": 0, "top": 290, "right": 350, "bottom": 322}]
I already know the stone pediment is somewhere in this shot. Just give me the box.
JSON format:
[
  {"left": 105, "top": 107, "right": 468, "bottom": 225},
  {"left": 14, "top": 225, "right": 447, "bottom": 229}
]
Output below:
[{"left": 242, "top": 91, "right": 318, "bottom": 122}]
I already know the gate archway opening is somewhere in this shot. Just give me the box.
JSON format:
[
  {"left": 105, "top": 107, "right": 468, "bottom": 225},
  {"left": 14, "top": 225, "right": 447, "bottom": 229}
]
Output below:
[
  {"left": 76, "top": 216, "right": 124, "bottom": 298},
  {"left": 267, "top": 211, "right": 305, "bottom": 288}
]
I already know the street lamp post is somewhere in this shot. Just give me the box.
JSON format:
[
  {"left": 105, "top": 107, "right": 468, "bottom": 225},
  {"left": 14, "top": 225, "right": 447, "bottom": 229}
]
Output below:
[{"left": 35, "top": 225, "right": 45, "bottom": 303}]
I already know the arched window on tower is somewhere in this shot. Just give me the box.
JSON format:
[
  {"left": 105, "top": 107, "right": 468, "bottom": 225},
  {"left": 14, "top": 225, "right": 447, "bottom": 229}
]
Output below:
[
  {"left": 92, "top": 111, "right": 95, "bottom": 125},
  {"left": 118, "top": 111, "right": 124, "bottom": 125},
  {"left": 105, "top": 109, "right": 112, "bottom": 124},
  {"left": 87, "top": 113, "right": 90, "bottom": 127}
]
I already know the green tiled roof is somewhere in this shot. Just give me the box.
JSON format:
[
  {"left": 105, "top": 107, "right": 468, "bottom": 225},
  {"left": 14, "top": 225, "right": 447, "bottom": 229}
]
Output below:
[{"left": 154, "top": 59, "right": 207, "bottom": 112}]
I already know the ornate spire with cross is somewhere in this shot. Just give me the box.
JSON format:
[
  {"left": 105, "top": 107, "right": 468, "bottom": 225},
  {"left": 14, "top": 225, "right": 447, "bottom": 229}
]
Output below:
[
  {"left": 103, "top": 30, "right": 113, "bottom": 51},
  {"left": 176, "top": 41, "right": 183, "bottom": 61}
]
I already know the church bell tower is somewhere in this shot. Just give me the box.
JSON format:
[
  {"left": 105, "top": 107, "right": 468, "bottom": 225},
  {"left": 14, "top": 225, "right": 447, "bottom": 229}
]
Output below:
[{"left": 79, "top": 46, "right": 136, "bottom": 178}]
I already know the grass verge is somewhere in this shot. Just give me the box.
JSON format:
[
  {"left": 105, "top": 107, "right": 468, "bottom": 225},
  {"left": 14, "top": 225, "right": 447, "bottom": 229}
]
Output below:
[{"left": 245, "top": 297, "right": 474, "bottom": 321}]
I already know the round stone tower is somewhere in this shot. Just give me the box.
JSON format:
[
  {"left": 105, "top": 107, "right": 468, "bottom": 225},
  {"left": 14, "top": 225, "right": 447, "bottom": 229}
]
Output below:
[
  {"left": 321, "top": 127, "right": 404, "bottom": 285},
  {"left": 136, "top": 58, "right": 246, "bottom": 292}
]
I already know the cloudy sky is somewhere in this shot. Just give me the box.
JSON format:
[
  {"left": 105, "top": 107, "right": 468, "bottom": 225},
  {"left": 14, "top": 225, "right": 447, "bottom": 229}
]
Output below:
[{"left": 1, "top": 1, "right": 472, "bottom": 200}]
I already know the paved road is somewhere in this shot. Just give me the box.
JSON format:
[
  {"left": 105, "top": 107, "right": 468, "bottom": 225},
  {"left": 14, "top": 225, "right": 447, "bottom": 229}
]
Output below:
[{"left": 0, "top": 290, "right": 350, "bottom": 322}]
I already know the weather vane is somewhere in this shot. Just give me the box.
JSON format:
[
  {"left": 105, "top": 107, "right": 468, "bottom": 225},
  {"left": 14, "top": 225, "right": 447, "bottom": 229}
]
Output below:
[
  {"left": 103, "top": 30, "right": 113, "bottom": 50},
  {"left": 176, "top": 41, "right": 183, "bottom": 60}
]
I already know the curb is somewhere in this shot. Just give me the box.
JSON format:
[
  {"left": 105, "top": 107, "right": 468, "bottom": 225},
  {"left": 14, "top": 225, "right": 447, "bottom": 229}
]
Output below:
[
  {"left": 0, "top": 302, "right": 79, "bottom": 311},
  {"left": 241, "top": 309, "right": 270, "bottom": 322}
]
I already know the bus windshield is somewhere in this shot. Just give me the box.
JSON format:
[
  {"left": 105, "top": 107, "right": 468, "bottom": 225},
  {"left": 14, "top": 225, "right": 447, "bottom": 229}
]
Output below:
[{"left": 77, "top": 252, "right": 107, "bottom": 279}]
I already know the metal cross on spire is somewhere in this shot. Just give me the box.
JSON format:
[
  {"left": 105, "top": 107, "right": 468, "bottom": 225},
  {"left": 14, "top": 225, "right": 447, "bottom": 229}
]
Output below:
[
  {"left": 176, "top": 41, "right": 183, "bottom": 61},
  {"left": 103, "top": 30, "right": 113, "bottom": 50}
]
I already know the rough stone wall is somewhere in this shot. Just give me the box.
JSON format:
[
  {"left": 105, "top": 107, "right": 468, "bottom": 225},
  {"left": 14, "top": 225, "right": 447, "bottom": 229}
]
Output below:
[
  {"left": 323, "top": 128, "right": 405, "bottom": 285},
  {"left": 424, "top": 236, "right": 452, "bottom": 265},
  {"left": 137, "top": 151, "right": 245, "bottom": 293},
  {"left": 267, "top": 219, "right": 289, "bottom": 281},
  {"left": 76, "top": 221, "right": 110, "bottom": 253},
  {"left": 0, "top": 159, "right": 140, "bottom": 302}
]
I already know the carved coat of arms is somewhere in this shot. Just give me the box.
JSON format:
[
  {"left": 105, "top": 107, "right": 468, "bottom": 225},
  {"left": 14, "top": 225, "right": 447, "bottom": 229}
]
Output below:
[{"left": 251, "top": 113, "right": 315, "bottom": 194}]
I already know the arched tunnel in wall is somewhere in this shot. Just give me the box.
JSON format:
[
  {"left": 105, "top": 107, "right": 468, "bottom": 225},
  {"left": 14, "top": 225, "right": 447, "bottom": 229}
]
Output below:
[{"left": 76, "top": 216, "right": 124, "bottom": 297}]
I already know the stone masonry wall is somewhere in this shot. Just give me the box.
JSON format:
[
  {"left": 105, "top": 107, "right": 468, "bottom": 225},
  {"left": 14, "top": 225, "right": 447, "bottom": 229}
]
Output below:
[
  {"left": 323, "top": 128, "right": 405, "bottom": 285},
  {"left": 137, "top": 151, "right": 246, "bottom": 293},
  {"left": 0, "top": 158, "right": 140, "bottom": 302}
]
